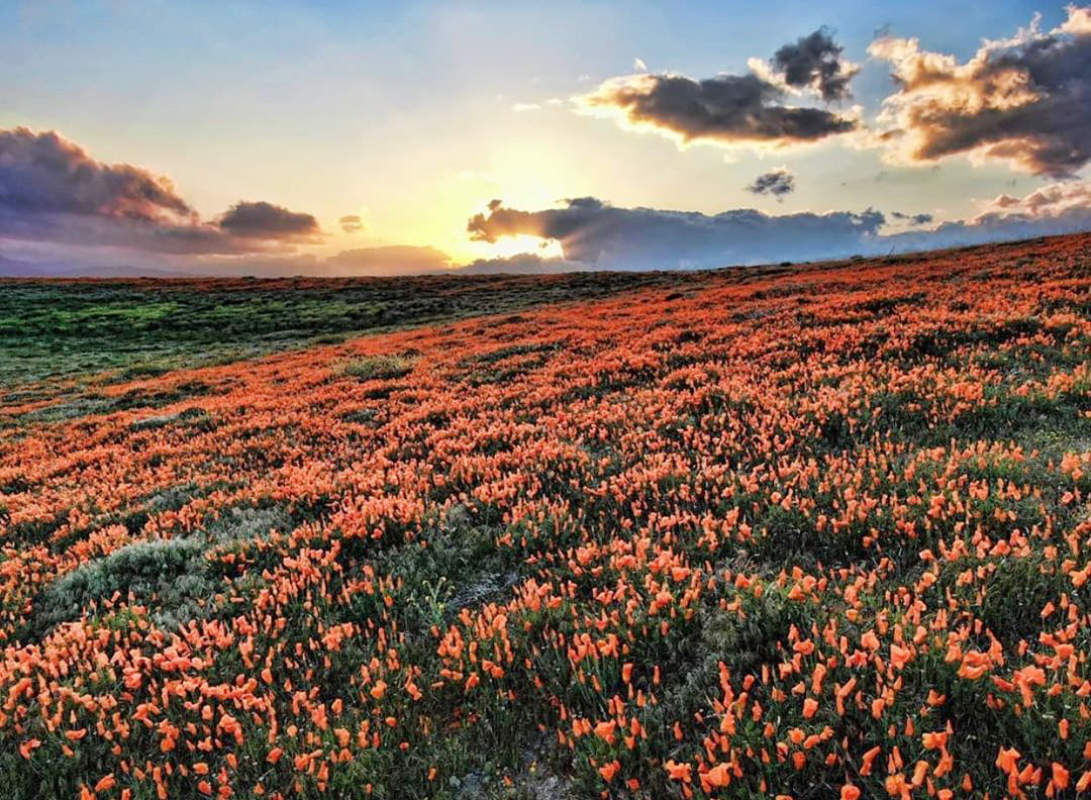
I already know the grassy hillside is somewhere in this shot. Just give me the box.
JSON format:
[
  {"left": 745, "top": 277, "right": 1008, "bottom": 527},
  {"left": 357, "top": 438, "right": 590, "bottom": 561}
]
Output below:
[
  {"left": 1, "top": 233, "right": 1091, "bottom": 798},
  {"left": 0, "top": 270, "right": 711, "bottom": 398}
]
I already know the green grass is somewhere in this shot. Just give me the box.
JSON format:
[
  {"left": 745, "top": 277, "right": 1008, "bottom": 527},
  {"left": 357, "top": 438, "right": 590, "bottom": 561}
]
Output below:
[{"left": 0, "top": 271, "right": 709, "bottom": 394}]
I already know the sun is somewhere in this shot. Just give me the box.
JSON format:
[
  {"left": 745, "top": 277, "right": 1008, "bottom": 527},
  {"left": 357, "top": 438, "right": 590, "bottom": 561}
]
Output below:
[{"left": 484, "top": 234, "right": 566, "bottom": 261}]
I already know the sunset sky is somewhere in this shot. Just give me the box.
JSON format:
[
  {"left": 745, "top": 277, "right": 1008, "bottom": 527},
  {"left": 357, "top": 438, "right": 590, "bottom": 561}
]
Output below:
[{"left": 3, "top": 0, "right": 1091, "bottom": 276}]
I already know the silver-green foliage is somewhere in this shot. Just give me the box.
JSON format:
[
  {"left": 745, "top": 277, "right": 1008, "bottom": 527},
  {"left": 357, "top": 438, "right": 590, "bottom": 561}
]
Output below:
[{"left": 35, "top": 537, "right": 211, "bottom": 632}]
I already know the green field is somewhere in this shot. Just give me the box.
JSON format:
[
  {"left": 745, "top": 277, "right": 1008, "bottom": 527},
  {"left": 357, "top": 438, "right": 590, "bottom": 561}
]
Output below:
[{"left": 0, "top": 270, "right": 711, "bottom": 409}]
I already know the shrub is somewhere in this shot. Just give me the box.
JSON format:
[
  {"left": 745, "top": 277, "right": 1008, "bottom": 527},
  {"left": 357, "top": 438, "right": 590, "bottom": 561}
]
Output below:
[
  {"left": 33, "top": 537, "right": 212, "bottom": 633},
  {"left": 340, "top": 354, "right": 416, "bottom": 380}
]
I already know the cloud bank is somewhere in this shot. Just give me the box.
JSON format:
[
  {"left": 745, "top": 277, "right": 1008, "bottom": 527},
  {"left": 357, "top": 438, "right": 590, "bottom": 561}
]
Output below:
[
  {"left": 324, "top": 245, "right": 451, "bottom": 276},
  {"left": 468, "top": 197, "right": 885, "bottom": 270},
  {"left": 466, "top": 188, "right": 1091, "bottom": 272},
  {"left": 6, "top": 183, "right": 1091, "bottom": 278}
]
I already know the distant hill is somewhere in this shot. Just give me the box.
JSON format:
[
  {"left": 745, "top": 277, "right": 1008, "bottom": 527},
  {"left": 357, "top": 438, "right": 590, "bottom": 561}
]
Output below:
[{"left": 0, "top": 256, "right": 195, "bottom": 279}]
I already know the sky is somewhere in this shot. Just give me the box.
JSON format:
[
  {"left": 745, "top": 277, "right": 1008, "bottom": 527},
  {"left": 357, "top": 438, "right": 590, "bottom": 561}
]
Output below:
[{"left": 3, "top": 0, "right": 1091, "bottom": 276}]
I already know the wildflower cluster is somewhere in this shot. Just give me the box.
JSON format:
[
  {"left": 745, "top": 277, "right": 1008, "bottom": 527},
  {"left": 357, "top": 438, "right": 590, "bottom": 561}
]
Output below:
[{"left": 2, "top": 235, "right": 1091, "bottom": 797}]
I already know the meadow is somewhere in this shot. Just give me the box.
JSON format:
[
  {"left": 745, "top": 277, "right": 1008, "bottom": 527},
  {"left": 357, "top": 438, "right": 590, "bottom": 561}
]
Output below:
[
  {"left": 0, "top": 269, "right": 696, "bottom": 401},
  {"left": 1, "top": 233, "right": 1091, "bottom": 798}
]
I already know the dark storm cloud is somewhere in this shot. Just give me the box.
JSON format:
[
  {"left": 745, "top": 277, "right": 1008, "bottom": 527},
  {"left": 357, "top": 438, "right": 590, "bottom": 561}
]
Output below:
[
  {"left": 0, "top": 127, "right": 323, "bottom": 255},
  {"left": 746, "top": 169, "right": 796, "bottom": 198},
  {"left": 468, "top": 198, "right": 885, "bottom": 270},
  {"left": 870, "top": 5, "right": 1091, "bottom": 177},
  {"left": 218, "top": 201, "right": 320, "bottom": 239},
  {"left": 340, "top": 214, "right": 364, "bottom": 234},
  {"left": 772, "top": 27, "right": 860, "bottom": 102},
  {"left": 578, "top": 29, "right": 859, "bottom": 148}
]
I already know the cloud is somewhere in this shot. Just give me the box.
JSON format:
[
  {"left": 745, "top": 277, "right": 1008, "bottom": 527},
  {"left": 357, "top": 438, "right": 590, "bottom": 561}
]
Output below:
[
  {"left": 469, "top": 188, "right": 1091, "bottom": 271},
  {"left": 458, "top": 253, "right": 588, "bottom": 275},
  {"left": 0, "top": 208, "right": 240, "bottom": 255},
  {"left": 633, "top": 57, "right": 648, "bottom": 72},
  {"left": 512, "top": 103, "right": 542, "bottom": 112},
  {"left": 0, "top": 127, "right": 219, "bottom": 252},
  {"left": 468, "top": 197, "right": 885, "bottom": 270},
  {"left": 890, "top": 211, "right": 934, "bottom": 225},
  {"left": 324, "top": 245, "right": 451, "bottom": 276},
  {"left": 218, "top": 201, "right": 320, "bottom": 240},
  {"left": 746, "top": 168, "right": 796, "bottom": 199},
  {"left": 146, "top": 245, "right": 452, "bottom": 278},
  {"left": 12, "top": 181, "right": 1091, "bottom": 278},
  {"left": 770, "top": 26, "right": 860, "bottom": 101},
  {"left": 869, "top": 5, "right": 1091, "bottom": 177},
  {"left": 579, "top": 73, "right": 858, "bottom": 147},
  {"left": 0, "top": 127, "right": 323, "bottom": 256},
  {"left": 1059, "top": 4, "right": 1091, "bottom": 34},
  {"left": 340, "top": 214, "right": 364, "bottom": 234},
  {"left": 883, "top": 184, "right": 1091, "bottom": 250},
  {"left": 156, "top": 247, "right": 583, "bottom": 279},
  {"left": 976, "top": 180, "right": 1091, "bottom": 220},
  {"left": 0, "top": 127, "right": 194, "bottom": 222},
  {"left": 576, "top": 29, "right": 859, "bottom": 149}
]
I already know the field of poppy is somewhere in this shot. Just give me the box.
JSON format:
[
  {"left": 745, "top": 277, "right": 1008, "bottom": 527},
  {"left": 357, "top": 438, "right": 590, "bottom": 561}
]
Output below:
[{"left": 2, "top": 232, "right": 1091, "bottom": 798}]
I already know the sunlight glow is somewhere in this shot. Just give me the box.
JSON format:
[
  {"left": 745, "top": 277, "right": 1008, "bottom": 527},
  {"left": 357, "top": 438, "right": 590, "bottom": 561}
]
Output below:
[{"left": 483, "top": 234, "right": 565, "bottom": 261}]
